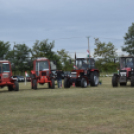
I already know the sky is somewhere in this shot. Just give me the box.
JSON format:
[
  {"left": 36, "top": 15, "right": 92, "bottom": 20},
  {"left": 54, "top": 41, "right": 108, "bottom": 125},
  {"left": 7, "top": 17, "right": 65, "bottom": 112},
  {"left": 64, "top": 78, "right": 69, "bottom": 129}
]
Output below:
[{"left": 0, "top": 0, "right": 134, "bottom": 58}]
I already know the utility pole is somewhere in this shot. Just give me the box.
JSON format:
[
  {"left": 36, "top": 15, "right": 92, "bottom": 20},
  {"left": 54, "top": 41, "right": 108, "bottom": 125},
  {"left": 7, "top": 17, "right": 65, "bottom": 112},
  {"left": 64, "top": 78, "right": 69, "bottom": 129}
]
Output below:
[{"left": 87, "top": 36, "right": 90, "bottom": 57}]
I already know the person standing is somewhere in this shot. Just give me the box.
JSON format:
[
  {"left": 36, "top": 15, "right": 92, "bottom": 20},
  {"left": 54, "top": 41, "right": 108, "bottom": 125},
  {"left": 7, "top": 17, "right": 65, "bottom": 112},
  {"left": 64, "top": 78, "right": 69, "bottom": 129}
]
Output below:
[{"left": 56, "top": 69, "right": 62, "bottom": 88}]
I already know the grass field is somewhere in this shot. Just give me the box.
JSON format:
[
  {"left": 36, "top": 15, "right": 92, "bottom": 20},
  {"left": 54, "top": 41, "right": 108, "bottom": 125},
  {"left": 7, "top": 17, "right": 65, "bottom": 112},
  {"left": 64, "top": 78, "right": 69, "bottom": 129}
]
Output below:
[{"left": 0, "top": 77, "right": 134, "bottom": 134}]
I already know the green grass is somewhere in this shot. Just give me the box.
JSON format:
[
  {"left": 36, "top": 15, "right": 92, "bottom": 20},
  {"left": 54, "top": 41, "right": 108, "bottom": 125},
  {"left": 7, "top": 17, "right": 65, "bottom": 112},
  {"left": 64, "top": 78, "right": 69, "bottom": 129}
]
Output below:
[{"left": 0, "top": 78, "right": 134, "bottom": 134}]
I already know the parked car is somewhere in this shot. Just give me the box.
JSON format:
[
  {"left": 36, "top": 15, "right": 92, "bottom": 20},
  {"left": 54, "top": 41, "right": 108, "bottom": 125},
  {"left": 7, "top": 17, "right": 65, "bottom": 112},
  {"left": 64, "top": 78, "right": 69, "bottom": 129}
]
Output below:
[{"left": 12, "top": 75, "right": 25, "bottom": 82}]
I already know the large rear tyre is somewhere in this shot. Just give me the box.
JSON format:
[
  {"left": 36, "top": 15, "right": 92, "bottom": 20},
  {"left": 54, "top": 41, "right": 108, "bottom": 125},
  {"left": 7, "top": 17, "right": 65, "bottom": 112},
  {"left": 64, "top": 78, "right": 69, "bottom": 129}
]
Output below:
[
  {"left": 64, "top": 77, "right": 70, "bottom": 88},
  {"left": 112, "top": 75, "right": 118, "bottom": 87},
  {"left": 32, "top": 79, "right": 37, "bottom": 90},
  {"left": 81, "top": 78, "right": 87, "bottom": 88},
  {"left": 90, "top": 72, "right": 99, "bottom": 86},
  {"left": 13, "top": 81, "right": 19, "bottom": 91},
  {"left": 131, "top": 76, "right": 134, "bottom": 87}
]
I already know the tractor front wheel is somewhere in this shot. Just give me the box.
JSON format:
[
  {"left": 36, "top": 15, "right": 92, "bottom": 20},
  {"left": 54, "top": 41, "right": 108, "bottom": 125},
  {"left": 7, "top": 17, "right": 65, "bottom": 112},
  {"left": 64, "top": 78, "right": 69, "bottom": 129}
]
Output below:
[
  {"left": 112, "top": 75, "right": 118, "bottom": 87},
  {"left": 13, "top": 81, "right": 19, "bottom": 91},
  {"left": 131, "top": 76, "right": 134, "bottom": 87},
  {"left": 81, "top": 78, "right": 87, "bottom": 88},
  {"left": 51, "top": 78, "right": 55, "bottom": 89},
  {"left": 64, "top": 78, "right": 70, "bottom": 88}
]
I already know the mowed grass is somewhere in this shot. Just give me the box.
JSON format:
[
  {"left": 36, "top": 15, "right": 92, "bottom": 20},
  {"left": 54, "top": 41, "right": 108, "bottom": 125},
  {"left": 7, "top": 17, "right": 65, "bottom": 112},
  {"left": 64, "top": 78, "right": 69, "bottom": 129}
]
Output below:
[{"left": 0, "top": 77, "right": 134, "bottom": 134}]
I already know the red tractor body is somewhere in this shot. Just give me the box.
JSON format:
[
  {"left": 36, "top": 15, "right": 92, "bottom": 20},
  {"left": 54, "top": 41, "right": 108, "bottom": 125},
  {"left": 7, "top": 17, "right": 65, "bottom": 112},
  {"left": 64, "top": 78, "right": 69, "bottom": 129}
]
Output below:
[
  {"left": 64, "top": 58, "right": 100, "bottom": 88},
  {"left": 31, "top": 57, "right": 56, "bottom": 89},
  {"left": 0, "top": 60, "right": 19, "bottom": 91},
  {"left": 112, "top": 56, "right": 134, "bottom": 87}
]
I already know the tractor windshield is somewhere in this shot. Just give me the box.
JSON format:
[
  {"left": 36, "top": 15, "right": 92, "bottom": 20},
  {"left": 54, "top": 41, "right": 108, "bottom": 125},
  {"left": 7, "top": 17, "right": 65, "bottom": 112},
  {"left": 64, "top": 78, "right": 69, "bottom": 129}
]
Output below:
[
  {"left": 120, "top": 57, "right": 134, "bottom": 69},
  {"left": 36, "top": 61, "right": 49, "bottom": 71},
  {"left": 76, "top": 58, "right": 95, "bottom": 69},
  {"left": 0, "top": 63, "right": 10, "bottom": 73}
]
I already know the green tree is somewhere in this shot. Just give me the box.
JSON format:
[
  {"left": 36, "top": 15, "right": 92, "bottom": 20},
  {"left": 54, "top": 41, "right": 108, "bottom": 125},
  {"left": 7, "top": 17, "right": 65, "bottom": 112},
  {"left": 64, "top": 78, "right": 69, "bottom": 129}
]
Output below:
[
  {"left": 31, "top": 39, "right": 64, "bottom": 70},
  {"left": 94, "top": 38, "right": 118, "bottom": 72},
  {"left": 122, "top": 23, "right": 134, "bottom": 55},
  {"left": 31, "top": 39, "right": 55, "bottom": 59},
  {"left": 0, "top": 41, "right": 11, "bottom": 59},
  {"left": 57, "top": 49, "right": 73, "bottom": 71},
  {"left": 7, "top": 44, "right": 32, "bottom": 72}
]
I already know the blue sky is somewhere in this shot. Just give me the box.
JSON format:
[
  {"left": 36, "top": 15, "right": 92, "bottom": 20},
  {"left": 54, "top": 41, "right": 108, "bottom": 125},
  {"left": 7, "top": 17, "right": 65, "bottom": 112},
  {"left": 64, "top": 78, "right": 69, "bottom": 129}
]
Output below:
[{"left": 0, "top": 0, "right": 134, "bottom": 58}]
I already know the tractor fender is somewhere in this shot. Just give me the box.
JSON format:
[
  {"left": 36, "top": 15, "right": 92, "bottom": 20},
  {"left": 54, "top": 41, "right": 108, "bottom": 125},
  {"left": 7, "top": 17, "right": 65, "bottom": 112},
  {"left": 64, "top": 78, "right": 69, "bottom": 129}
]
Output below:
[{"left": 90, "top": 69, "right": 100, "bottom": 76}]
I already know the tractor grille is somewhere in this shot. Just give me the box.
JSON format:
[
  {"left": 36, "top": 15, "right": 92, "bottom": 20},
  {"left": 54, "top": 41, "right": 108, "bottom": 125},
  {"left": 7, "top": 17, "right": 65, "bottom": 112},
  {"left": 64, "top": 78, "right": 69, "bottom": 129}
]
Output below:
[
  {"left": 120, "top": 70, "right": 126, "bottom": 77},
  {"left": 71, "top": 72, "right": 77, "bottom": 77},
  {"left": 2, "top": 74, "right": 8, "bottom": 78},
  {"left": 42, "top": 72, "right": 46, "bottom": 76}
]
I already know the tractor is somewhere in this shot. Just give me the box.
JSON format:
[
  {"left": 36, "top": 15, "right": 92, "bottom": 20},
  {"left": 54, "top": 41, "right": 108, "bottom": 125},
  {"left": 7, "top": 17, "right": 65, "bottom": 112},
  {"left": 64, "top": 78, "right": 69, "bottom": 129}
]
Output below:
[
  {"left": 0, "top": 60, "right": 19, "bottom": 91},
  {"left": 64, "top": 58, "right": 100, "bottom": 88},
  {"left": 112, "top": 56, "right": 134, "bottom": 87},
  {"left": 30, "top": 57, "right": 56, "bottom": 89}
]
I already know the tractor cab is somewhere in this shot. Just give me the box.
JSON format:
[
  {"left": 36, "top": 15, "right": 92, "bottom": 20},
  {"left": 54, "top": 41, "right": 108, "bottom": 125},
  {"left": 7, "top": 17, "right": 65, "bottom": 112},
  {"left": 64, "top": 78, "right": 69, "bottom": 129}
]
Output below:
[
  {"left": 0, "top": 61, "right": 12, "bottom": 83},
  {"left": 120, "top": 57, "right": 134, "bottom": 70},
  {"left": 33, "top": 58, "right": 56, "bottom": 76},
  {"left": 0, "top": 60, "right": 19, "bottom": 91},
  {"left": 76, "top": 58, "right": 95, "bottom": 70}
]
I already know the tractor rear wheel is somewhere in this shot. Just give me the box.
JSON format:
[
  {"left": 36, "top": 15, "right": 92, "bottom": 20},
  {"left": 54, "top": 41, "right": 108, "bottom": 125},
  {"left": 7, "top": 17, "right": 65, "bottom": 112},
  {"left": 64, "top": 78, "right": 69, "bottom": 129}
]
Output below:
[
  {"left": 32, "top": 79, "right": 37, "bottom": 89},
  {"left": 64, "top": 77, "right": 70, "bottom": 88},
  {"left": 112, "top": 75, "right": 118, "bottom": 87},
  {"left": 81, "top": 78, "right": 87, "bottom": 88},
  {"left": 90, "top": 72, "right": 99, "bottom": 86},
  {"left": 131, "top": 76, "right": 134, "bottom": 87},
  {"left": 13, "top": 81, "right": 19, "bottom": 91}
]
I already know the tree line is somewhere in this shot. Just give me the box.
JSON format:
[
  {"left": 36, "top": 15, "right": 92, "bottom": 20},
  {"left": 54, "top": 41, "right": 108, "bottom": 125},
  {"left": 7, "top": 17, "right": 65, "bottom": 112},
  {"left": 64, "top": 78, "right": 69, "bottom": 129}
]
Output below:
[
  {"left": 0, "top": 23, "right": 134, "bottom": 74},
  {"left": 94, "top": 23, "right": 134, "bottom": 73},
  {"left": 0, "top": 39, "right": 73, "bottom": 74}
]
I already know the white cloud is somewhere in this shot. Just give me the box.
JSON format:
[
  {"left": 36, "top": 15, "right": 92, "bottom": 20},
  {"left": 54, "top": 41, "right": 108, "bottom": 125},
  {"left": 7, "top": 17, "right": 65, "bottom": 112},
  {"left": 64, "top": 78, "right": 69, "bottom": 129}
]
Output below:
[{"left": 0, "top": 0, "right": 134, "bottom": 58}]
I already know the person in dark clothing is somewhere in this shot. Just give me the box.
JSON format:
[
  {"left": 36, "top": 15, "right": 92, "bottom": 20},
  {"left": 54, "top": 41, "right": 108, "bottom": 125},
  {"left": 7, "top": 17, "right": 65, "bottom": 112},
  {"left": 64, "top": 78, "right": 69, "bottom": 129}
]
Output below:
[{"left": 56, "top": 70, "right": 63, "bottom": 88}]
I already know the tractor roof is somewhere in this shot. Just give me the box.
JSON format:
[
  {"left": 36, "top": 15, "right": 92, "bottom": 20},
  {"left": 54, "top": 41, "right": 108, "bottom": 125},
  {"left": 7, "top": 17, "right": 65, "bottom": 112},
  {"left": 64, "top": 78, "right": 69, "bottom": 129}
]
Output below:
[
  {"left": 120, "top": 56, "right": 134, "bottom": 58},
  {"left": 35, "top": 57, "right": 48, "bottom": 61},
  {"left": 0, "top": 60, "right": 10, "bottom": 63},
  {"left": 76, "top": 58, "right": 94, "bottom": 60}
]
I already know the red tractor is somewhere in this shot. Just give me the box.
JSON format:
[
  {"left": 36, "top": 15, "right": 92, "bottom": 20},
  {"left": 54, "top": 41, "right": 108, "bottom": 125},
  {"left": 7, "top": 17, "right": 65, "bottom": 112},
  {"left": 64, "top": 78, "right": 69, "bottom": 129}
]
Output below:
[
  {"left": 64, "top": 58, "right": 100, "bottom": 88},
  {"left": 112, "top": 56, "right": 134, "bottom": 87},
  {"left": 0, "top": 60, "right": 19, "bottom": 91},
  {"left": 30, "top": 57, "right": 56, "bottom": 89}
]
